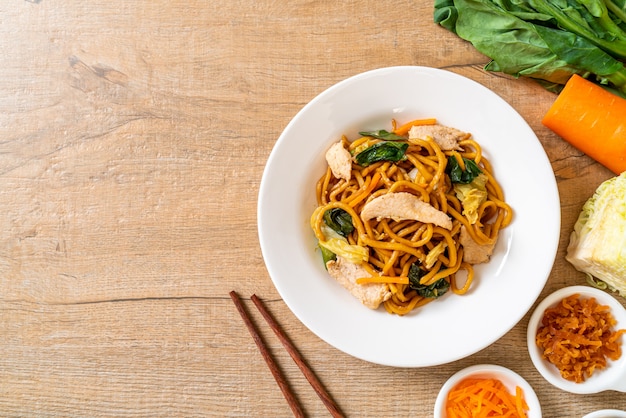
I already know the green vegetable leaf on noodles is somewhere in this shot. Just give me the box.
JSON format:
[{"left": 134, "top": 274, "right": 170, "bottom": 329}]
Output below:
[
  {"left": 408, "top": 263, "right": 450, "bottom": 299},
  {"left": 323, "top": 208, "right": 354, "bottom": 238},
  {"left": 358, "top": 130, "right": 406, "bottom": 141},
  {"left": 354, "top": 141, "right": 408, "bottom": 167},
  {"left": 319, "top": 244, "right": 336, "bottom": 267},
  {"left": 447, "top": 156, "right": 483, "bottom": 184}
]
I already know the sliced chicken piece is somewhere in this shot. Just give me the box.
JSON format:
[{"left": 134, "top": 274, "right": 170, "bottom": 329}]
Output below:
[
  {"left": 459, "top": 225, "right": 497, "bottom": 264},
  {"left": 408, "top": 124, "right": 469, "bottom": 151},
  {"left": 360, "top": 192, "right": 452, "bottom": 230},
  {"left": 326, "top": 256, "right": 391, "bottom": 309},
  {"left": 325, "top": 141, "right": 352, "bottom": 181}
]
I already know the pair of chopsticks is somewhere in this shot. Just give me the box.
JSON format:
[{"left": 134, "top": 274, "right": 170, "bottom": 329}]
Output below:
[{"left": 229, "top": 291, "right": 344, "bottom": 418}]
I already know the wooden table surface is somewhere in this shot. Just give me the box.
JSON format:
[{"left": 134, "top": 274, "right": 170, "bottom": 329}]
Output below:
[{"left": 2, "top": 1, "right": 625, "bottom": 417}]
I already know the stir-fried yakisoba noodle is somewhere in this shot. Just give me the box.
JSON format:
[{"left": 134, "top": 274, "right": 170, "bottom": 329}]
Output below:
[{"left": 310, "top": 118, "right": 513, "bottom": 315}]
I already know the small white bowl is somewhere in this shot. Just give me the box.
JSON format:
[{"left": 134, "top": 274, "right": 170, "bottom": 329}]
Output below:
[
  {"left": 433, "top": 364, "right": 542, "bottom": 418},
  {"left": 527, "top": 285, "right": 626, "bottom": 394},
  {"left": 583, "top": 410, "right": 626, "bottom": 418}
]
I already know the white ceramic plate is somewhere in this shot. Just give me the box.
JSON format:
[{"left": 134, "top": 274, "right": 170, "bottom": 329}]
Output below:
[{"left": 257, "top": 66, "right": 560, "bottom": 367}]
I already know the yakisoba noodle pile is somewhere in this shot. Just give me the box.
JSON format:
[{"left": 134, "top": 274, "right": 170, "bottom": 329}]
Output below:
[{"left": 310, "top": 118, "right": 513, "bottom": 315}]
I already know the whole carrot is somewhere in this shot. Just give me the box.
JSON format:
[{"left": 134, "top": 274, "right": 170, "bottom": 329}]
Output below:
[{"left": 542, "top": 74, "right": 626, "bottom": 174}]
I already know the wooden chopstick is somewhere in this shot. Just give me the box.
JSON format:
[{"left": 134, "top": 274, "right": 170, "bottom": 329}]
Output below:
[
  {"left": 250, "top": 294, "right": 345, "bottom": 418},
  {"left": 229, "top": 291, "right": 305, "bottom": 418},
  {"left": 230, "top": 290, "right": 345, "bottom": 418}
]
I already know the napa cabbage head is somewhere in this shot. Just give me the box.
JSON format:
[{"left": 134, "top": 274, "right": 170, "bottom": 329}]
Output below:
[{"left": 566, "top": 172, "right": 626, "bottom": 297}]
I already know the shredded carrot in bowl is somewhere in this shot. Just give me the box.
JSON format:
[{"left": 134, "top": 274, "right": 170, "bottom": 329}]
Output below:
[
  {"left": 445, "top": 377, "right": 528, "bottom": 417},
  {"left": 535, "top": 293, "right": 626, "bottom": 383}
]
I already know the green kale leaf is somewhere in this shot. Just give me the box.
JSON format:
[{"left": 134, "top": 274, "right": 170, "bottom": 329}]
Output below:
[
  {"left": 446, "top": 156, "right": 483, "bottom": 184},
  {"left": 358, "top": 130, "right": 406, "bottom": 141},
  {"left": 323, "top": 208, "right": 355, "bottom": 237},
  {"left": 407, "top": 263, "right": 450, "bottom": 298},
  {"left": 319, "top": 244, "right": 337, "bottom": 268},
  {"left": 434, "top": 0, "right": 626, "bottom": 96},
  {"left": 354, "top": 142, "right": 409, "bottom": 167}
]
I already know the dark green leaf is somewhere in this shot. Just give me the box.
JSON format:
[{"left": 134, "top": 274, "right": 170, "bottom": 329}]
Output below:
[
  {"left": 533, "top": 24, "right": 626, "bottom": 88},
  {"left": 526, "top": 0, "right": 626, "bottom": 53},
  {"left": 354, "top": 142, "right": 409, "bottom": 167},
  {"left": 606, "top": 0, "right": 626, "bottom": 26},
  {"left": 407, "top": 263, "right": 450, "bottom": 298},
  {"left": 323, "top": 208, "right": 354, "bottom": 237},
  {"left": 450, "top": 0, "right": 583, "bottom": 84},
  {"left": 446, "top": 156, "right": 483, "bottom": 184},
  {"left": 434, "top": 0, "right": 460, "bottom": 31},
  {"left": 434, "top": 0, "right": 626, "bottom": 96},
  {"left": 358, "top": 130, "right": 406, "bottom": 141}
]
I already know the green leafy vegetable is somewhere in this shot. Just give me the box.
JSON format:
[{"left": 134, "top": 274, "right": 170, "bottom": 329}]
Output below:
[
  {"left": 358, "top": 130, "right": 406, "bottom": 141},
  {"left": 319, "top": 244, "right": 337, "bottom": 267},
  {"left": 323, "top": 208, "right": 354, "bottom": 237},
  {"left": 407, "top": 263, "right": 450, "bottom": 298},
  {"left": 318, "top": 237, "right": 369, "bottom": 264},
  {"left": 527, "top": 0, "right": 626, "bottom": 55},
  {"left": 446, "top": 156, "right": 483, "bottom": 184},
  {"left": 354, "top": 141, "right": 409, "bottom": 167},
  {"left": 317, "top": 223, "right": 369, "bottom": 265},
  {"left": 434, "top": 0, "right": 626, "bottom": 97}
]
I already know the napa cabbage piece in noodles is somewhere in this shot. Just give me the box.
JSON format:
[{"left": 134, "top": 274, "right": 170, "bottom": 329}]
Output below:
[
  {"left": 453, "top": 173, "right": 488, "bottom": 225},
  {"left": 566, "top": 172, "right": 626, "bottom": 296},
  {"left": 318, "top": 224, "right": 369, "bottom": 265}
]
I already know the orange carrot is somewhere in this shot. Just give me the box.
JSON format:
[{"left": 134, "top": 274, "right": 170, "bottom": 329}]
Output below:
[
  {"left": 445, "top": 377, "right": 528, "bottom": 418},
  {"left": 392, "top": 118, "right": 437, "bottom": 136},
  {"left": 346, "top": 171, "right": 381, "bottom": 208},
  {"left": 542, "top": 74, "right": 626, "bottom": 175}
]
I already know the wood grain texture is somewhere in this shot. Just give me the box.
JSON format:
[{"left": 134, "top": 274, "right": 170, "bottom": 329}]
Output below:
[{"left": 1, "top": 0, "right": 625, "bottom": 416}]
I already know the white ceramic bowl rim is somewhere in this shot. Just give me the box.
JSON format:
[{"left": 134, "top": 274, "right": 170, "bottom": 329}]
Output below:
[
  {"left": 583, "top": 410, "right": 626, "bottom": 418},
  {"left": 527, "top": 285, "right": 626, "bottom": 394},
  {"left": 433, "top": 364, "right": 542, "bottom": 418}
]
